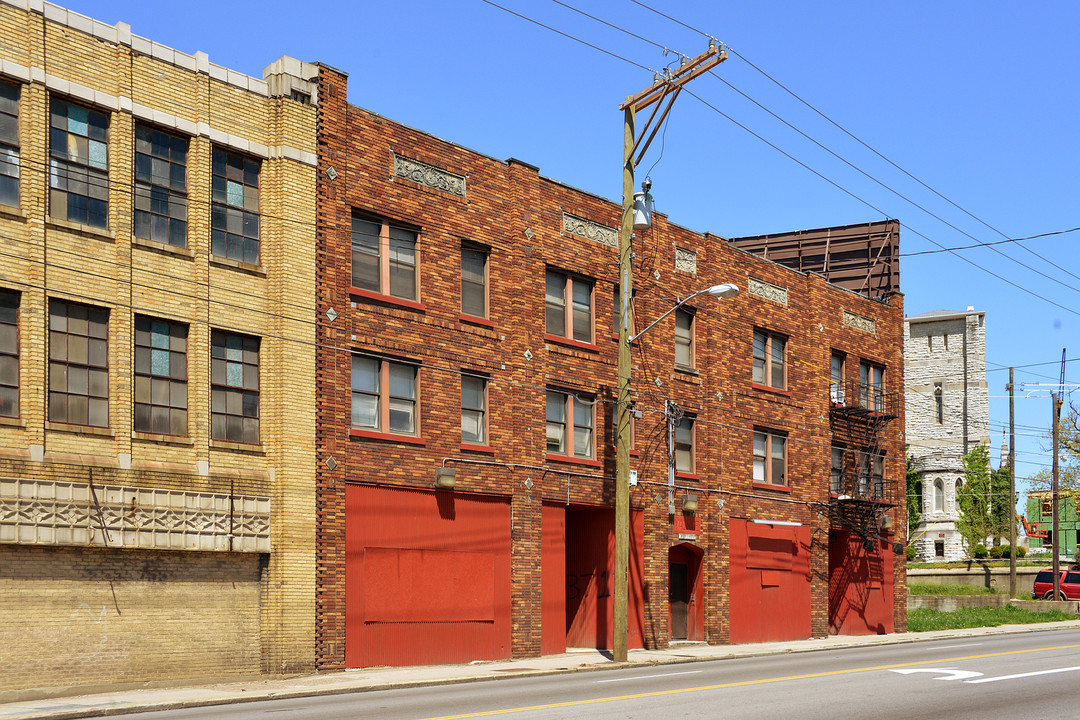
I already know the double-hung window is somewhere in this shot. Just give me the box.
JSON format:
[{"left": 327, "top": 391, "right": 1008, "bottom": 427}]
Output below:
[
  {"left": 859, "top": 361, "right": 885, "bottom": 412},
  {"left": 352, "top": 214, "right": 419, "bottom": 301},
  {"left": 210, "top": 330, "right": 259, "bottom": 444},
  {"left": 675, "top": 309, "right": 695, "bottom": 370},
  {"left": 134, "top": 317, "right": 187, "bottom": 436},
  {"left": 752, "top": 329, "right": 786, "bottom": 389},
  {"left": 352, "top": 356, "right": 419, "bottom": 435},
  {"left": 830, "top": 445, "right": 845, "bottom": 494},
  {"left": 0, "top": 82, "right": 19, "bottom": 207},
  {"left": 461, "top": 374, "right": 487, "bottom": 444},
  {"left": 49, "top": 98, "right": 108, "bottom": 227},
  {"left": 546, "top": 270, "right": 593, "bottom": 344},
  {"left": 830, "top": 352, "right": 845, "bottom": 404},
  {"left": 675, "top": 415, "right": 695, "bottom": 473},
  {"left": 48, "top": 300, "right": 109, "bottom": 427},
  {"left": 752, "top": 429, "right": 786, "bottom": 486},
  {"left": 0, "top": 290, "right": 18, "bottom": 417},
  {"left": 211, "top": 148, "right": 260, "bottom": 265},
  {"left": 546, "top": 390, "right": 593, "bottom": 458},
  {"left": 460, "top": 245, "right": 488, "bottom": 319},
  {"left": 134, "top": 124, "right": 188, "bottom": 247}
]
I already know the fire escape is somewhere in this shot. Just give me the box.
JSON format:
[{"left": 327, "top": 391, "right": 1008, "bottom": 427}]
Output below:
[{"left": 828, "top": 379, "right": 901, "bottom": 551}]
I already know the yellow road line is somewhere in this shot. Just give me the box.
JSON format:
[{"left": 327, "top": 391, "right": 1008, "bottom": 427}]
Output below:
[{"left": 417, "top": 644, "right": 1080, "bottom": 720}]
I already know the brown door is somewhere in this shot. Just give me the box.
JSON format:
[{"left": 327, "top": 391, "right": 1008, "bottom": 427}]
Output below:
[{"left": 669, "top": 562, "right": 688, "bottom": 640}]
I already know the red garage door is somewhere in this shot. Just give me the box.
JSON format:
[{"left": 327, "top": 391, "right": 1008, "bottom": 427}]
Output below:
[
  {"left": 728, "top": 519, "right": 811, "bottom": 643},
  {"left": 345, "top": 485, "right": 511, "bottom": 667},
  {"left": 828, "top": 530, "right": 894, "bottom": 635}
]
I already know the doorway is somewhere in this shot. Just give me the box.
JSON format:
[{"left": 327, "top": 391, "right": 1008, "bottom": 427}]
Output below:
[{"left": 668, "top": 543, "right": 704, "bottom": 641}]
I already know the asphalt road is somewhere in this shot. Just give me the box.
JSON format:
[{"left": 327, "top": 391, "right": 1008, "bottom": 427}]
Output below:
[{"left": 114, "top": 629, "right": 1080, "bottom": 720}]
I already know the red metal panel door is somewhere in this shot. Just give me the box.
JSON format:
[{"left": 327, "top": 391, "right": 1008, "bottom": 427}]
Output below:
[
  {"left": 345, "top": 484, "right": 511, "bottom": 667},
  {"left": 541, "top": 503, "right": 566, "bottom": 655},
  {"left": 728, "top": 519, "right": 811, "bottom": 643},
  {"left": 828, "top": 530, "right": 894, "bottom": 635}
]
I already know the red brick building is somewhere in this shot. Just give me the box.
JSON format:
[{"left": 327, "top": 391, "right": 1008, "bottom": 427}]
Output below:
[{"left": 313, "top": 65, "right": 906, "bottom": 669}]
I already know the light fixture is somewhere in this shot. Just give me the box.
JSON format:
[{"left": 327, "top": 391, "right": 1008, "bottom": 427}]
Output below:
[
  {"left": 863, "top": 537, "right": 877, "bottom": 552},
  {"left": 705, "top": 283, "right": 739, "bottom": 299},
  {"left": 435, "top": 467, "right": 456, "bottom": 489},
  {"left": 682, "top": 492, "right": 698, "bottom": 514}
]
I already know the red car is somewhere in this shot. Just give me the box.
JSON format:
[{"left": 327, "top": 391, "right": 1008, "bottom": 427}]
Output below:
[{"left": 1032, "top": 569, "right": 1080, "bottom": 600}]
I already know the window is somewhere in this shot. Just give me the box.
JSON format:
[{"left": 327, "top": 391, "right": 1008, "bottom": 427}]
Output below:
[
  {"left": 830, "top": 445, "right": 845, "bottom": 494},
  {"left": 211, "top": 148, "right": 260, "bottom": 265},
  {"left": 0, "top": 82, "right": 19, "bottom": 207},
  {"left": 352, "top": 356, "right": 418, "bottom": 435},
  {"left": 48, "top": 300, "right": 108, "bottom": 427},
  {"left": 546, "top": 390, "right": 593, "bottom": 458},
  {"left": 0, "top": 291, "right": 17, "bottom": 417},
  {"left": 49, "top": 98, "right": 108, "bottom": 227},
  {"left": 460, "top": 245, "right": 487, "bottom": 318},
  {"left": 933, "top": 479, "right": 944, "bottom": 513},
  {"left": 461, "top": 374, "right": 487, "bottom": 444},
  {"left": 858, "top": 451, "right": 884, "bottom": 499},
  {"left": 675, "top": 309, "right": 695, "bottom": 370},
  {"left": 830, "top": 352, "right": 845, "bottom": 403},
  {"left": 1041, "top": 498, "right": 1053, "bottom": 516},
  {"left": 134, "top": 124, "right": 188, "bottom": 247},
  {"left": 352, "top": 213, "right": 419, "bottom": 301},
  {"left": 210, "top": 330, "right": 259, "bottom": 444},
  {"left": 934, "top": 383, "right": 943, "bottom": 424},
  {"left": 860, "top": 360, "right": 885, "bottom": 411},
  {"left": 675, "top": 415, "right": 695, "bottom": 473},
  {"left": 752, "top": 429, "right": 786, "bottom": 486},
  {"left": 134, "top": 317, "right": 187, "bottom": 435},
  {"left": 752, "top": 329, "right": 786, "bottom": 389},
  {"left": 546, "top": 270, "right": 593, "bottom": 344}
]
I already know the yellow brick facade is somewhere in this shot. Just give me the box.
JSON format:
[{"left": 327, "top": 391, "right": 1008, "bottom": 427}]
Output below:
[{"left": 0, "top": 0, "right": 317, "bottom": 693}]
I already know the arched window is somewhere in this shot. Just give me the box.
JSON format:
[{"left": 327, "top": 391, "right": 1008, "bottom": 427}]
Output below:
[
  {"left": 934, "top": 479, "right": 945, "bottom": 513},
  {"left": 954, "top": 478, "right": 963, "bottom": 513}
]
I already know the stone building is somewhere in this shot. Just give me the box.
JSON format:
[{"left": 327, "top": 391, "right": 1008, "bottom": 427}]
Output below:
[
  {"left": 0, "top": 0, "right": 319, "bottom": 694},
  {"left": 904, "top": 307, "right": 989, "bottom": 561}
]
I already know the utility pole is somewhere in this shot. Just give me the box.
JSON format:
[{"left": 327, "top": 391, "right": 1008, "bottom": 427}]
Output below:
[
  {"left": 1008, "top": 367, "right": 1016, "bottom": 599},
  {"left": 614, "top": 43, "right": 725, "bottom": 662},
  {"left": 1051, "top": 349, "right": 1066, "bottom": 599}
]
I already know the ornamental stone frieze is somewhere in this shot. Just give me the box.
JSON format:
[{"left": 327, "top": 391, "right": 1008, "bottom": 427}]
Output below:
[
  {"left": 843, "top": 310, "right": 876, "bottom": 334},
  {"left": 674, "top": 248, "right": 697, "bottom": 275},
  {"left": 748, "top": 277, "right": 788, "bottom": 306},
  {"left": 562, "top": 213, "right": 618, "bottom": 248},
  {"left": 0, "top": 478, "right": 271, "bottom": 553},
  {"left": 394, "top": 154, "right": 466, "bottom": 198}
]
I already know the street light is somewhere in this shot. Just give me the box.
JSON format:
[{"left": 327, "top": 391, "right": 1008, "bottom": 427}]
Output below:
[{"left": 613, "top": 276, "right": 737, "bottom": 662}]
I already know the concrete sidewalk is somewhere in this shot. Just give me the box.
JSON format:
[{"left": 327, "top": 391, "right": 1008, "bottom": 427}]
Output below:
[{"left": 5, "top": 620, "right": 1080, "bottom": 720}]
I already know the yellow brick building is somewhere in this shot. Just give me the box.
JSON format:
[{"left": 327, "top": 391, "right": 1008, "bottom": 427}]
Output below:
[{"left": 0, "top": 1, "right": 318, "bottom": 694}]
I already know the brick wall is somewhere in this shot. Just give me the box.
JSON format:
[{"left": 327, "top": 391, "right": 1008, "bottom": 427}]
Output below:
[{"left": 314, "top": 63, "right": 907, "bottom": 664}]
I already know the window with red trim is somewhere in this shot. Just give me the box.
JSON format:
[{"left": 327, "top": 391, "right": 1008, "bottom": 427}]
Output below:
[
  {"left": 546, "top": 389, "right": 593, "bottom": 458},
  {"left": 752, "top": 329, "right": 786, "bottom": 389},
  {"left": 352, "top": 213, "right": 419, "bottom": 301},
  {"left": 352, "top": 355, "right": 418, "bottom": 436},
  {"left": 753, "top": 429, "right": 787, "bottom": 486},
  {"left": 546, "top": 269, "right": 593, "bottom": 344}
]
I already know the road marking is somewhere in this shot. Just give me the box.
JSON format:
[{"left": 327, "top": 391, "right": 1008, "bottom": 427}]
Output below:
[
  {"left": 931, "top": 643, "right": 982, "bottom": 650},
  {"left": 416, "top": 644, "right": 1080, "bottom": 720},
  {"left": 596, "top": 670, "right": 703, "bottom": 683},
  {"left": 890, "top": 668, "right": 983, "bottom": 681},
  {"left": 966, "top": 665, "right": 1080, "bottom": 684}
]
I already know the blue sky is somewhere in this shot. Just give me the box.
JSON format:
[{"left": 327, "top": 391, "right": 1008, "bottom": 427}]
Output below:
[{"left": 64, "top": 0, "right": 1079, "bottom": 506}]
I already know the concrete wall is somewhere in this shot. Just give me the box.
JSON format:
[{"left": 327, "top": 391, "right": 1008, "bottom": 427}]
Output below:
[{"left": 908, "top": 566, "right": 1042, "bottom": 593}]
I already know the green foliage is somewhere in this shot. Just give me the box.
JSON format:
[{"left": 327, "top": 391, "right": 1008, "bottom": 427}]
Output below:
[
  {"left": 906, "top": 545, "right": 917, "bottom": 561},
  {"left": 958, "top": 443, "right": 1015, "bottom": 555},
  {"left": 973, "top": 543, "right": 989, "bottom": 559},
  {"left": 908, "top": 582, "right": 996, "bottom": 596},
  {"left": 989, "top": 544, "right": 1004, "bottom": 559},
  {"left": 906, "top": 457, "right": 922, "bottom": 537},
  {"left": 1017, "top": 545, "right": 1027, "bottom": 558},
  {"left": 1029, "top": 401, "right": 1080, "bottom": 495},
  {"left": 908, "top": 604, "right": 1076, "bottom": 632}
]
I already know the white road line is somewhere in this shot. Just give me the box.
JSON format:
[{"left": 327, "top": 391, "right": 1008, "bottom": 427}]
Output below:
[
  {"left": 930, "top": 644, "right": 983, "bottom": 650},
  {"left": 966, "top": 666, "right": 1080, "bottom": 684},
  {"left": 595, "top": 670, "right": 704, "bottom": 684}
]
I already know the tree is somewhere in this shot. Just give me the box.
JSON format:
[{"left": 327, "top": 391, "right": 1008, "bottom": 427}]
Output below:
[
  {"left": 906, "top": 457, "right": 922, "bottom": 538},
  {"left": 1028, "top": 400, "right": 1080, "bottom": 495},
  {"left": 957, "top": 443, "right": 1013, "bottom": 554}
]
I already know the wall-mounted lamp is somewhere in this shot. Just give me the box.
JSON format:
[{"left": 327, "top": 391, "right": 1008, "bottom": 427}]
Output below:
[
  {"left": 879, "top": 515, "right": 893, "bottom": 531},
  {"left": 862, "top": 536, "right": 877, "bottom": 552},
  {"left": 682, "top": 492, "right": 698, "bottom": 514},
  {"left": 435, "top": 467, "right": 456, "bottom": 489}
]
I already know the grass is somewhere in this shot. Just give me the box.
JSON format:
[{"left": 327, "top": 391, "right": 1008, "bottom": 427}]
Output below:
[
  {"left": 908, "top": 582, "right": 997, "bottom": 596},
  {"left": 908, "top": 604, "right": 1076, "bottom": 632},
  {"left": 907, "top": 559, "right": 1044, "bottom": 570}
]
